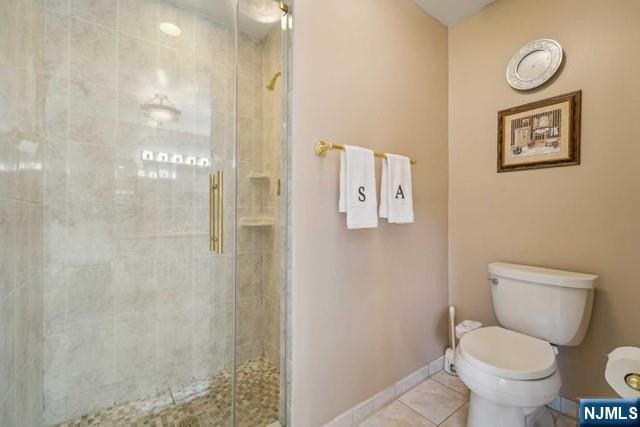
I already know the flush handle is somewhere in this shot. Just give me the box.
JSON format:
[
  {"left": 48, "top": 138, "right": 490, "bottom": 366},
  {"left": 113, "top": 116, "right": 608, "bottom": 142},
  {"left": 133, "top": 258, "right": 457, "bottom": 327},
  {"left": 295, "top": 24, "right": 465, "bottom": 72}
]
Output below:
[{"left": 489, "top": 277, "right": 499, "bottom": 286}]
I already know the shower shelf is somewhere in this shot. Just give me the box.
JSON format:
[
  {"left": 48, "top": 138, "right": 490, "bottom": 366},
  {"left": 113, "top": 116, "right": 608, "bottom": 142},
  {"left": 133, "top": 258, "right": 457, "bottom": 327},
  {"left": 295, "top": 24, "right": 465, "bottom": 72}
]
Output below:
[
  {"left": 239, "top": 217, "right": 275, "bottom": 228},
  {"left": 249, "top": 173, "right": 270, "bottom": 181}
]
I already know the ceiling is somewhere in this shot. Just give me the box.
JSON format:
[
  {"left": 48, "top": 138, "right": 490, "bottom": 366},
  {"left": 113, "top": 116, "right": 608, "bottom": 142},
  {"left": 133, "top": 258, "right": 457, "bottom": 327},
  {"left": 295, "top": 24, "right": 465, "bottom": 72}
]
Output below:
[{"left": 413, "top": 0, "right": 495, "bottom": 26}]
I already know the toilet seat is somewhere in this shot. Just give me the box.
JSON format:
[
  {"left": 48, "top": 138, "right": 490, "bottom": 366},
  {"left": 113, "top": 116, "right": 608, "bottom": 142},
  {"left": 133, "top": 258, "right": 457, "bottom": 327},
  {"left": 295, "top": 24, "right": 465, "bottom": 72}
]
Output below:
[
  {"left": 459, "top": 326, "right": 557, "bottom": 380},
  {"left": 455, "top": 326, "right": 561, "bottom": 411}
]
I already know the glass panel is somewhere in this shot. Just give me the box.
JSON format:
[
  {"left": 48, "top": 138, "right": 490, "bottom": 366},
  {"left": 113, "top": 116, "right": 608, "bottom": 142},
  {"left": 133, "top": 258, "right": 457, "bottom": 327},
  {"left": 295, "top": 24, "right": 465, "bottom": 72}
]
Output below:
[
  {"left": 235, "top": 1, "right": 288, "bottom": 425},
  {"left": 39, "top": 1, "right": 238, "bottom": 425}
]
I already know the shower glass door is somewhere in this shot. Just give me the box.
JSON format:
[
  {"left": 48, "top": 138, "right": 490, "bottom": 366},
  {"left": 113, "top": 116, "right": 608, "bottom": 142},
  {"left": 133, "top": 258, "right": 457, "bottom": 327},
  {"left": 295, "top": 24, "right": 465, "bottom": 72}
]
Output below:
[
  {"left": 38, "top": 0, "right": 287, "bottom": 424},
  {"left": 40, "top": 0, "right": 240, "bottom": 425}
]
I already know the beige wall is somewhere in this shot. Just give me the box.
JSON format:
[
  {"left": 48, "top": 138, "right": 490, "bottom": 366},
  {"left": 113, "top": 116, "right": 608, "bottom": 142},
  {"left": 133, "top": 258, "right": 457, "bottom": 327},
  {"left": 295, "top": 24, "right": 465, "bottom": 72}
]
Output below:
[
  {"left": 290, "top": 0, "right": 449, "bottom": 425},
  {"left": 449, "top": 0, "right": 640, "bottom": 400}
]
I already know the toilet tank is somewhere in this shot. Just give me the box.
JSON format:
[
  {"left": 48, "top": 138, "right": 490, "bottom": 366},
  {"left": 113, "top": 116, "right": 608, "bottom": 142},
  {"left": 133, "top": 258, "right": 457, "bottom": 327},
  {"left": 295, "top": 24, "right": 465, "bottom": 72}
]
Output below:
[{"left": 488, "top": 262, "right": 597, "bottom": 346}]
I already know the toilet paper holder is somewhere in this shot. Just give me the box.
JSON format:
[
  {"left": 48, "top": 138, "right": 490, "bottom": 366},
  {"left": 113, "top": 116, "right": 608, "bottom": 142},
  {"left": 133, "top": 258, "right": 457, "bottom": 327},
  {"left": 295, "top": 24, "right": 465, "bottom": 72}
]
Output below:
[{"left": 626, "top": 373, "right": 640, "bottom": 391}]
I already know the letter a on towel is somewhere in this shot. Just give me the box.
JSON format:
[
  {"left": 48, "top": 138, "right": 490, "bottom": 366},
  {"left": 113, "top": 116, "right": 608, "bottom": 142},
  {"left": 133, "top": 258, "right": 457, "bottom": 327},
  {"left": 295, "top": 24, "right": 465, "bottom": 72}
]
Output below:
[{"left": 379, "top": 153, "right": 414, "bottom": 224}]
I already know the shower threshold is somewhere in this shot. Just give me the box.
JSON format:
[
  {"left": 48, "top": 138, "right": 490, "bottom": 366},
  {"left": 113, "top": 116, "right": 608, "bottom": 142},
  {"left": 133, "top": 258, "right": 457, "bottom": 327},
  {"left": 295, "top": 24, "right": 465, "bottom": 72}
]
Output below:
[{"left": 57, "top": 358, "right": 279, "bottom": 427}]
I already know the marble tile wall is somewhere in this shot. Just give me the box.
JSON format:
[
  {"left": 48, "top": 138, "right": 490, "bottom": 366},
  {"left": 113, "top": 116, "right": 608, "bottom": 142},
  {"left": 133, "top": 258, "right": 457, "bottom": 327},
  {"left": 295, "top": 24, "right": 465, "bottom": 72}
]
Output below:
[
  {"left": 261, "top": 25, "right": 283, "bottom": 371},
  {"left": 41, "top": 0, "right": 242, "bottom": 424},
  {"left": 235, "top": 29, "right": 268, "bottom": 366},
  {"left": 0, "top": 0, "right": 46, "bottom": 426}
]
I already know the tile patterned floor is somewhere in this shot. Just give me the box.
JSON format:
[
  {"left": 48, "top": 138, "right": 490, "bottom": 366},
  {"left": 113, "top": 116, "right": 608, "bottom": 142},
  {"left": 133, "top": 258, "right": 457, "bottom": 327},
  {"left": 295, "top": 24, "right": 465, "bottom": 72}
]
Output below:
[
  {"left": 58, "top": 359, "right": 280, "bottom": 427},
  {"left": 359, "top": 371, "right": 578, "bottom": 427}
]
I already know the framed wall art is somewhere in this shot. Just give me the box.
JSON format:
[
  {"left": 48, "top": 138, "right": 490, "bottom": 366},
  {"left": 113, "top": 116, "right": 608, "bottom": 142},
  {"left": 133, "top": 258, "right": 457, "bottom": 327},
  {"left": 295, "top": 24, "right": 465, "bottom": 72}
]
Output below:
[{"left": 497, "top": 91, "right": 581, "bottom": 172}]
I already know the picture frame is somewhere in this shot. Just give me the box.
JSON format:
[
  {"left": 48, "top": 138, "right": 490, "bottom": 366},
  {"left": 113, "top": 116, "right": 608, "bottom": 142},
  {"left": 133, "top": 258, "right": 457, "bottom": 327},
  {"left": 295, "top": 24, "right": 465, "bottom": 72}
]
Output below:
[{"left": 497, "top": 91, "right": 581, "bottom": 172}]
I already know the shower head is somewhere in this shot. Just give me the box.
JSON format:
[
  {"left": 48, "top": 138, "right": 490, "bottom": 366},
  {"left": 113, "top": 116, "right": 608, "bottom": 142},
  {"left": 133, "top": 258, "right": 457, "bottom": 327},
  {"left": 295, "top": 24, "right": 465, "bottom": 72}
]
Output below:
[{"left": 266, "top": 71, "right": 282, "bottom": 91}]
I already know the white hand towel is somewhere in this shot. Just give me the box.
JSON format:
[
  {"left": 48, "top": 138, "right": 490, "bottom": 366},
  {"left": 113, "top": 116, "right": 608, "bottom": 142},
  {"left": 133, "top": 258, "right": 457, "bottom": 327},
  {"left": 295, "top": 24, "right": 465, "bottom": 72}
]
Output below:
[
  {"left": 338, "top": 145, "right": 378, "bottom": 229},
  {"left": 379, "top": 153, "right": 414, "bottom": 224}
]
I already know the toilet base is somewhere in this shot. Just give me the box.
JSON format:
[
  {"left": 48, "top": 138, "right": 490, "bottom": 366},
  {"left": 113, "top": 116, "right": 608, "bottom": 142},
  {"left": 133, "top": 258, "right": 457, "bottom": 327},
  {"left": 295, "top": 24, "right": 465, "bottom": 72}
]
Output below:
[{"left": 467, "top": 392, "right": 554, "bottom": 427}]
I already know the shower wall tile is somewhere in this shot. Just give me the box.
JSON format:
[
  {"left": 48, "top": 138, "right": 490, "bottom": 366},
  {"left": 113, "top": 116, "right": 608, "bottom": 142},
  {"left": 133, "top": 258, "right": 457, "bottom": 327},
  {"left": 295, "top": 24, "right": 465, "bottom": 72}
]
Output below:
[
  {"left": 44, "top": 203, "right": 67, "bottom": 267},
  {"left": 0, "top": 386, "right": 17, "bottom": 427},
  {"left": 158, "top": 47, "right": 196, "bottom": 105},
  {"left": 16, "top": 137, "right": 43, "bottom": 203},
  {"left": 68, "top": 142, "right": 115, "bottom": 203},
  {"left": 118, "top": 0, "right": 158, "bottom": 42},
  {"left": 156, "top": 258, "right": 192, "bottom": 312},
  {"left": 193, "top": 257, "right": 227, "bottom": 308},
  {"left": 0, "top": 17, "right": 14, "bottom": 68},
  {"left": 157, "top": 309, "right": 193, "bottom": 366},
  {"left": 156, "top": 1, "right": 195, "bottom": 53},
  {"left": 170, "top": 165, "right": 195, "bottom": 205},
  {"left": 68, "top": 112, "right": 117, "bottom": 146},
  {"left": 115, "top": 160, "right": 158, "bottom": 205},
  {"left": 15, "top": 361, "right": 32, "bottom": 427},
  {"left": 0, "top": 199, "right": 16, "bottom": 300},
  {"left": 46, "top": 0, "right": 69, "bottom": 15},
  {"left": 69, "top": 79, "right": 116, "bottom": 126},
  {"left": 113, "top": 259, "right": 156, "bottom": 317},
  {"left": 66, "top": 204, "right": 115, "bottom": 265},
  {"left": 15, "top": 204, "right": 30, "bottom": 281},
  {"left": 69, "top": 18, "right": 116, "bottom": 88},
  {"left": 43, "top": 266, "right": 66, "bottom": 335},
  {"left": 0, "top": 293, "right": 16, "bottom": 399},
  {"left": 70, "top": 0, "right": 116, "bottom": 29},
  {"left": 1, "top": 1, "right": 45, "bottom": 425},
  {"left": 15, "top": 286, "right": 30, "bottom": 370},
  {"left": 65, "top": 327, "right": 115, "bottom": 394},
  {"left": 44, "top": 77, "right": 68, "bottom": 143},
  {"left": 43, "top": 138, "right": 67, "bottom": 205},
  {"left": 0, "top": 131, "right": 17, "bottom": 200},
  {"left": 118, "top": 34, "right": 157, "bottom": 95},
  {"left": 44, "top": 333, "right": 67, "bottom": 399},
  {"left": 114, "top": 315, "right": 156, "bottom": 382},
  {"left": 116, "top": 122, "right": 157, "bottom": 151},
  {"left": 66, "top": 264, "right": 114, "bottom": 331},
  {"left": 237, "top": 295, "right": 264, "bottom": 346},
  {"left": 44, "top": 10, "right": 69, "bottom": 78},
  {"left": 237, "top": 252, "right": 263, "bottom": 298},
  {"left": 116, "top": 204, "right": 158, "bottom": 240}
]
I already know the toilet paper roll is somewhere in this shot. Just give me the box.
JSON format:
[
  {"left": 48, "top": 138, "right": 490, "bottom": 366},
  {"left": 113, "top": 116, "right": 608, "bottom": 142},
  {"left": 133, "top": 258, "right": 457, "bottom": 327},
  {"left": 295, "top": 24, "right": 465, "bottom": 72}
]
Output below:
[{"left": 605, "top": 346, "right": 640, "bottom": 398}]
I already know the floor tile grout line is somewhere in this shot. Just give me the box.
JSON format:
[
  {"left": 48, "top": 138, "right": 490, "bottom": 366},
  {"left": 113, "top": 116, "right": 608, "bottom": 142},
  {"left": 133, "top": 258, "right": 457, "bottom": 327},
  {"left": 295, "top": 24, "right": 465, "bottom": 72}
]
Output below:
[
  {"left": 396, "top": 379, "right": 469, "bottom": 426},
  {"left": 436, "top": 401, "right": 467, "bottom": 426},
  {"left": 429, "top": 374, "right": 469, "bottom": 400},
  {"left": 436, "top": 399, "right": 467, "bottom": 426},
  {"left": 396, "top": 400, "right": 436, "bottom": 425}
]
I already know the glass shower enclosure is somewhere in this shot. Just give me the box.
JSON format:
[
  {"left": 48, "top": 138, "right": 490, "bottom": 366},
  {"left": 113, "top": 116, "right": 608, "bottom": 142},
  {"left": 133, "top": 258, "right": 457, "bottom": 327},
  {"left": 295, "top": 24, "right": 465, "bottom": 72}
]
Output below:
[{"left": 2, "top": 0, "right": 293, "bottom": 425}]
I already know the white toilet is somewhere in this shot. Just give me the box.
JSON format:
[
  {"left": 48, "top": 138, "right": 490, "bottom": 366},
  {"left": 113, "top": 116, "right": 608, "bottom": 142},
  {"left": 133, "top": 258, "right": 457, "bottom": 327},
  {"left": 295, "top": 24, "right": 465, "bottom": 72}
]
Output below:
[{"left": 455, "top": 262, "right": 597, "bottom": 427}]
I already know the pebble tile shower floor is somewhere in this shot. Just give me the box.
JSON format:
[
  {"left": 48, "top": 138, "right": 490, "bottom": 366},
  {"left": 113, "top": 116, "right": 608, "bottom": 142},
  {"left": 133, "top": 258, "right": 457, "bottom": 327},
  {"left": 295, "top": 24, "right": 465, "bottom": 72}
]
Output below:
[{"left": 57, "top": 359, "right": 280, "bottom": 427}]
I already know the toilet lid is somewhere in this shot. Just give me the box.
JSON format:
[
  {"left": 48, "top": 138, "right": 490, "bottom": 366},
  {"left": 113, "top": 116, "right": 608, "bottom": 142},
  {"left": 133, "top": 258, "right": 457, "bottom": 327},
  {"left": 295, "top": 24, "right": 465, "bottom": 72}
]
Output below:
[{"left": 459, "top": 326, "right": 557, "bottom": 380}]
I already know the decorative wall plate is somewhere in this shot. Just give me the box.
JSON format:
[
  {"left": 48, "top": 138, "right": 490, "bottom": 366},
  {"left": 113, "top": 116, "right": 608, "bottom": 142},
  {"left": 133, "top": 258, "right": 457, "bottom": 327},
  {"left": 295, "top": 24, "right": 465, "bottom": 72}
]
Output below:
[{"left": 506, "top": 39, "right": 563, "bottom": 90}]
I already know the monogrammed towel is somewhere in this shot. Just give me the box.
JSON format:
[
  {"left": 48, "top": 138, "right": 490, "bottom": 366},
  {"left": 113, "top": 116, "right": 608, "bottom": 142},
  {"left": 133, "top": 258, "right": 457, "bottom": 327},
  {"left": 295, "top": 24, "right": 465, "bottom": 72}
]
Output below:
[
  {"left": 339, "top": 145, "right": 378, "bottom": 229},
  {"left": 379, "top": 153, "right": 414, "bottom": 224}
]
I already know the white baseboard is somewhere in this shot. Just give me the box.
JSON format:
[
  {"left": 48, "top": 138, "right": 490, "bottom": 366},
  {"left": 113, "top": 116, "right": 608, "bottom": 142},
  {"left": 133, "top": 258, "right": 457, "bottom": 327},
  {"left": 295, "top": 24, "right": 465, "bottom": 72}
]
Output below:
[
  {"left": 547, "top": 396, "right": 578, "bottom": 419},
  {"left": 324, "top": 355, "right": 444, "bottom": 426},
  {"left": 323, "top": 354, "right": 579, "bottom": 426}
]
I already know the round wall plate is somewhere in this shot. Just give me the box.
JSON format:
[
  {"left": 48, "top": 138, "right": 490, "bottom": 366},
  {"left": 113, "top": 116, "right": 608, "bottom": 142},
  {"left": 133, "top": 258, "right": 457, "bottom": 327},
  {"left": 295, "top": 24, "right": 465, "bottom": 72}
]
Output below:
[{"left": 506, "top": 39, "right": 563, "bottom": 90}]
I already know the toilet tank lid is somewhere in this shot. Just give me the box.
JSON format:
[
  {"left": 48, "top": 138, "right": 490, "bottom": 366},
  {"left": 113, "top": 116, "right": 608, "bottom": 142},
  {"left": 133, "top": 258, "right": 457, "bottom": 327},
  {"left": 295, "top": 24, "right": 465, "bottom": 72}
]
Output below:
[{"left": 489, "top": 262, "right": 597, "bottom": 289}]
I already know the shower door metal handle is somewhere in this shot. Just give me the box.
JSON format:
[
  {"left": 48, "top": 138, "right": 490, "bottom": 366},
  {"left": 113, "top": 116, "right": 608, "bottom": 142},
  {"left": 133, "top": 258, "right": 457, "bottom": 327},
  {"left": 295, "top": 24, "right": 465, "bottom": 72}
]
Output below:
[{"left": 209, "top": 171, "right": 223, "bottom": 254}]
